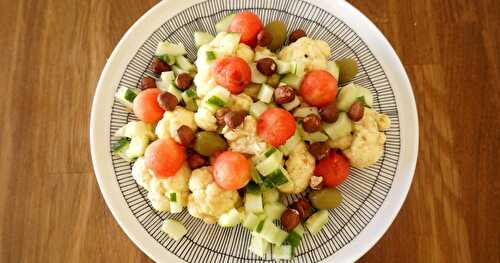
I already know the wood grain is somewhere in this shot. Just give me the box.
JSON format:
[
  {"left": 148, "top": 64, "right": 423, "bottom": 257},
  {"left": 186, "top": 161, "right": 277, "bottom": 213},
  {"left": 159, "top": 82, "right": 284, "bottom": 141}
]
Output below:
[{"left": 0, "top": 0, "right": 498, "bottom": 262}]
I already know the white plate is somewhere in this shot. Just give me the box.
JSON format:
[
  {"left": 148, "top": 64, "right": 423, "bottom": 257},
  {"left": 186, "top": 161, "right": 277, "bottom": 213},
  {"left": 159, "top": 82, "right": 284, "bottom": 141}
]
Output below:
[{"left": 90, "top": 0, "right": 418, "bottom": 262}]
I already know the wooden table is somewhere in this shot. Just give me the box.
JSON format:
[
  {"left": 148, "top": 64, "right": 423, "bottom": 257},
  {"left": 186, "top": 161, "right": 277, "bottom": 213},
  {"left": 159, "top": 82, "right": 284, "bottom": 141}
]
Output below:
[{"left": 1, "top": 0, "right": 498, "bottom": 262}]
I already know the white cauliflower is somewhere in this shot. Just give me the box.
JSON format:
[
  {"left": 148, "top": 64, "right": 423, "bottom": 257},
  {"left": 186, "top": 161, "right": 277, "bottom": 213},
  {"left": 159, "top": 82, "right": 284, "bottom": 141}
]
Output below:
[
  {"left": 342, "top": 108, "right": 391, "bottom": 168},
  {"left": 229, "top": 93, "right": 253, "bottom": 112},
  {"left": 278, "top": 37, "right": 331, "bottom": 72},
  {"left": 155, "top": 106, "right": 197, "bottom": 143},
  {"left": 131, "top": 157, "right": 153, "bottom": 190},
  {"left": 193, "top": 66, "right": 218, "bottom": 98},
  {"left": 194, "top": 107, "right": 218, "bottom": 131},
  {"left": 278, "top": 141, "right": 315, "bottom": 194},
  {"left": 236, "top": 43, "right": 254, "bottom": 63},
  {"left": 223, "top": 115, "right": 268, "bottom": 155},
  {"left": 187, "top": 167, "right": 241, "bottom": 224},
  {"left": 147, "top": 163, "right": 191, "bottom": 212},
  {"left": 328, "top": 134, "right": 353, "bottom": 150}
]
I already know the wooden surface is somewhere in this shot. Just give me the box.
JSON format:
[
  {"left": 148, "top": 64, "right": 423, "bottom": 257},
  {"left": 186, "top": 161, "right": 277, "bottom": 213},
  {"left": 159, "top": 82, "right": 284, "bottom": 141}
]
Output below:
[{"left": 0, "top": 0, "right": 499, "bottom": 262}]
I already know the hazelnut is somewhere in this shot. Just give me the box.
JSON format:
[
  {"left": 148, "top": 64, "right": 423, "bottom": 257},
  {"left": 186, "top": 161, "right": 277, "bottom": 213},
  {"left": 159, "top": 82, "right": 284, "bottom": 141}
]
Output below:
[
  {"left": 319, "top": 103, "right": 339, "bottom": 123},
  {"left": 281, "top": 209, "right": 301, "bottom": 231},
  {"left": 188, "top": 153, "right": 206, "bottom": 169},
  {"left": 302, "top": 114, "right": 321, "bottom": 133},
  {"left": 308, "top": 142, "right": 330, "bottom": 160},
  {"left": 215, "top": 107, "right": 231, "bottom": 126},
  {"left": 257, "top": 30, "right": 273, "bottom": 47},
  {"left": 157, "top": 91, "right": 177, "bottom": 111},
  {"left": 348, "top": 101, "right": 364, "bottom": 121},
  {"left": 224, "top": 111, "right": 246, "bottom": 129},
  {"left": 256, "top": 58, "right": 277, "bottom": 76},
  {"left": 150, "top": 57, "right": 170, "bottom": 74},
  {"left": 175, "top": 73, "right": 193, "bottom": 90},
  {"left": 274, "top": 85, "right": 296, "bottom": 104},
  {"left": 140, "top": 76, "right": 157, "bottom": 90},
  {"left": 177, "top": 125, "right": 195, "bottom": 147},
  {"left": 289, "top": 29, "right": 306, "bottom": 43},
  {"left": 291, "top": 199, "right": 313, "bottom": 221}
]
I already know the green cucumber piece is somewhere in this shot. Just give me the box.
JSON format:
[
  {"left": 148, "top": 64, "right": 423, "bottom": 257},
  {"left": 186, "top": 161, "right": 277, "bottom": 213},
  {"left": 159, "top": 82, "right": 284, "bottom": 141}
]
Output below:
[
  {"left": 194, "top": 31, "right": 214, "bottom": 48},
  {"left": 160, "top": 71, "right": 175, "bottom": 83},
  {"left": 243, "top": 212, "right": 261, "bottom": 230},
  {"left": 124, "top": 136, "right": 149, "bottom": 159},
  {"left": 247, "top": 181, "right": 261, "bottom": 194},
  {"left": 255, "top": 150, "right": 283, "bottom": 176},
  {"left": 251, "top": 63, "right": 268, "bottom": 84},
  {"left": 218, "top": 208, "right": 243, "bottom": 227},
  {"left": 156, "top": 54, "right": 176, "bottom": 65},
  {"left": 257, "top": 83, "right": 274, "bottom": 103},
  {"left": 305, "top": 210, "right": 329, "bottom": 234},
  {"left": 280, "top": 74, "right": 303, "bottom": 90},
  {"left": 155, "top": 42, "right": 187, "bottom": 56},
  {"left": 286, "top": 230, "right": 302, "bottom": 248},
  {"left": 245, "top": 191, "right": 264, "bottom": 213},
  {"left": 115, "top": 87, "right": 138, "bottom": 109},
  {"left": 248, "top": 234, "right": 270, "bottom": 257},
  {"left": 251, "top": 165, "right": 263, "bottom": 185},
  {"left": 112, "top": 137, "right": 131, "bottom": 153},
  {"left": 263, "top": 168, "right": 289, "bottom": 187},
  {"left": 326, "top": 61, "right": 340, "bottom": 80},
  {"left": 219, "top": 32, "right": 241, "bottom": 54},
  {"left": 171, "top": 65, "right": 188, "bottom": 76},
  {"left": 322, "top": 112, "right": 353, "bottom": 141},
  {"left": 175, "top": 55, "right": 195, "bottom": 72},
  {"left": 206, "top": 51, "right": 217, "bottom": 61},
  {"left": 279, "top": 129, "right": 301, "bottom": 156},
  {"left": 282, "top": 96, "right": 301, "bottom": 111},
  {"left": 215, "top": 13, "right": 236, "bottom": 33},
  {"left": 161, "top": 219, "right": 187, "bottom": 241},
  {"left": 272, "top": 244, "right": 293, "bottom": 260},
  {"left": 336, "top": 83, "right": 373, "bottom": 111},
  {"left": 293, "top": 107, "right": 319, "bottom": 118},
  {"left": 249, "top": 101, "right": 269, "bottom": 118},
  {"left": 259, "top": 219, "right": 288, "bottom": 245},
  {"left": 167, "top": 83, "right": 183, "bottom": 102},
  {"left": 262, "top": 188, "right": 280, "bottom": 204},
  {"left": 263, "top": 202, "right": 287, "bottom": 220},
  {"left": 169, "top": 192, "right": 177, "bottom": 202}
]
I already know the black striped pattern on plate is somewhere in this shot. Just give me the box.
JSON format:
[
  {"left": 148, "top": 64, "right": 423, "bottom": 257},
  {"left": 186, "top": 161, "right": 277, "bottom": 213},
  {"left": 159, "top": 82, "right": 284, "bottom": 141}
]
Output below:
[{"left": 108, "top": 0, "right": 401, "bottom": 262}]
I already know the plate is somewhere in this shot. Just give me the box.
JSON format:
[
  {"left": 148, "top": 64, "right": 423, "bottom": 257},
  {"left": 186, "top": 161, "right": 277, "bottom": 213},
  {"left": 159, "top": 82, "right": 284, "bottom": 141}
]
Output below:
[{"left": 90, "top": 0, "right": 418, "bottom": 262}]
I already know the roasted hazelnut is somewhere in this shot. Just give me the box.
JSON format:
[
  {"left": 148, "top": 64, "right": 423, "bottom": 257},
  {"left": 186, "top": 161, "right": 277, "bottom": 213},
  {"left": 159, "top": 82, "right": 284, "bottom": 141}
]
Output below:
[
  {"left": 150, "top": 57, "right": 170, "bottom": 74},
  {"left": 256, "top": 58, "right": 277, "bottom": 76},
  {"left": 188, "top": 153, "right": 207, "bottom": 169},
  {"left": 308, "top": 142, "right": 330, "bottom": 160},
  {"left": 274, "top": 85, "right": 296, "bottom": 104},
  {"left": 291, "top": 199, "right": 313, "bottom": 221},
  {"left": 157, "top": 91, "right": 177, "bottom": 111},
  {"left": 215, "top": 107, "right": 231, "bottom": 126},
  {"left": 140, "top": 76, "right": 157, "bottom": 90},
  {"left": 319, "top": 103, "right": 339, "bottom": 123},
  {"left": 281, "top": 209, "right": 301, "bottom": 231},
  {"left": 289, "top": 29, "right": 306, "bottom": 43},
  {"left": 175, "top": 73, "right": 193, "bottom": 90},
  {"left": 257, "top": 30, "right": 273, "bottom": 47},
  {"left": 348, "top": 101, "right": 364, "bottom": 121},
  {"left": 224, "top": 111, "right": 246, "bottom": 129},
  {"left": 177, "top": 125, "right": 195, "bottom": 147},
  {"left": 302, "top": 114, "right": 321, "bottom": 133}
]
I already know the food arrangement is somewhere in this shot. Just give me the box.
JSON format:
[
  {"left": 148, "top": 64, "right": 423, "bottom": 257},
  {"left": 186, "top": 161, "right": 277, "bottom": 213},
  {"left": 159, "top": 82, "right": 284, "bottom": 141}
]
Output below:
[{"left": 112, "top": 11, "right": 391, "bottom": 260}]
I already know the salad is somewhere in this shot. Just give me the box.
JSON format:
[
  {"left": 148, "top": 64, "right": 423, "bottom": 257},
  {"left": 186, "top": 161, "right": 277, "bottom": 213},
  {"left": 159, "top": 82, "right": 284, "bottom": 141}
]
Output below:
[{"left": 112, "top": 11, "right": 391, "bottom": 260}]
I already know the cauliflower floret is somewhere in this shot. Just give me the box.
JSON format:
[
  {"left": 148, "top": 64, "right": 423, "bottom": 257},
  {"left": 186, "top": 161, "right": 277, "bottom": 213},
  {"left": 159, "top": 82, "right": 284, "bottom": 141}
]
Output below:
[
  {"left": 328, "top": 134, "right": 353, "bottom": 150},
  {"left": 194, "top": 66, "right": 218, "bottom": 98},
  {"left": 278, "top": 141, "right": 315, "bottom": 194},
  {"left": 223, "top": 115, "right": 268, "bottom": 155},
  {"left": 278, "top": 37, "right": 330, "bottom": 72},
  {"left": 187, "top": 167, "right": 241, "bottom": 224},
  {"left": 155, "top": 106, "right": 197, "bottom": 143},
  {"left": 147, "top": 163, "right": 191, "bottom": 212},
  {"left": 342, "top": 108, "right": 390, "bottom": 168},
  {"left": 229, "top": 93, "right": 253, "bottom": 112},
  {"left": 131, "top": 157, "right": 153, "bottom": 190},
  {"left": 236, "top": 43, "right": 254, "bottom": 63},
  {"left": 194, "top": 107, "right": 218, "bottom": 131}
]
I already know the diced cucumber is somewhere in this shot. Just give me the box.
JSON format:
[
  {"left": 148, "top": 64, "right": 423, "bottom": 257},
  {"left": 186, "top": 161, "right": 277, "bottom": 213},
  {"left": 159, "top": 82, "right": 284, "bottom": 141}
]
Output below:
[
  {"left": 206, "top": 51, "right": 217, "bottom": 61},
  {"left": 294, "top": 62, "right": 306, "bottom": 76},
  {"left": 161, "top": 219, "right": 187, "bottom": 241},
  {"left": 276, "top": 60, "right": 293, "bottom": 75},
  {"left": 160, "top": 71, "right": 176, "bottom": 83},
  {"left": 264, "top": 148, "right": 278, "bottom": 157},
  {"left": 125, "top": 136, "right": 149, "bottom": 159},
  {"left": 194, "top": 31, "right": 214, "bottom": 48},
  {"left": 114, "top": 121, "right": 155, "bottom": 139},
  {"left": 206, "top": 96, "right": 226, "bottom": 107},
  {"left": 243, "top": 212, "right": 261, "bottom": 230},
  {"left": 169, "top": 194, "right": 183, "bottom": 214},
  {"left": 167, "top": 83, "right": 183, "bottom": 102},
  {"left": 298, "top": 123, "right": 329, "bottom": 143},
  {"left": 202, "top": 86, "right": 230, "bottom": 112},
  {"left": 175, "top": 55, "right": 195, "bottom": 72},
  {"left": 171, "top": 65, "right": 188, "bottom": 76},
  {"left": 326, "top": 61, "right": 340, "bottom": 80},
  {"left": 305, "top": 210, "right": 329, "bottom": 234},
  {"left": 280, "top": 74, "right": 303, "bottom": 90},
  {"left": 293, "top": 224, "right": 305, "bottom": 237},
  {"left": 259, "top": 219, "right": 288, "bottom": 245},
  {"left": 156, "top": 79, "right": 169, "bottom": 91},
  {"left": 245, "top": 191, "right": 264, "bottom": 213},
  {"left": 262, "top": 168, "right": 290, "bottom": 188},
  {"left": 282, "top": 96, "right": 301, "bottom": 111},
  {"left": 182, "top": 88, "right": 197, "bottom": 101},
  {"left": 112, "top": 137, "right": 131, "bottom": 153},
  {"left": 218, "top": 208, "right": 243, "bottom": 227},
  {"left": 336, "top": 83, "right": 373, "bottom": 111},
  {"left": 273, "top": 244, "right": 293, "bottom": 260},
  {"left": 169, "top": 192, "right": 177, "bottom": 202},
  {"left": 251, "top": 165, "right": 263, "bottom": 184},
  {"left": 262, "top": 188, "right": 280, "bottom": 204},
  {"left": 322, "top": 112, "right": 353, "bottom": 141},
  {"left": 293, "top": 107, "right": 319, "bottom": 118},
  {"left": 156, "top": 54, "right": 176, "bottom": 65},
  {"left": 251, "top": 63, "right": 268, "bottom": 84},
  {"left": 215, "top": 13, "right": 236, "bottom": 33},
  {"left": 249, "top": 101, "right": 269, "bottom": 118},
  {"left": 286, "top": 230, "right": 302, "bottom": 248},
  {"left": 263, "top": 202, "right": 287, "bottom": 220},
  {"left": 155, "top": 41, "right": 187, "bottom": 56},
  {"left": 279, "top": 129, "right": 301, "bottom": 156},
  {"left": 257, "top": 83, "right": 274, "bottom": 103},
  {"left": 115, "top": 87, "right": 138, "bottom": 110},
  {"left": 248, "top": 234, "right": 270, "bottom": 257},
  {"left": 255, "top": 150, "right": 283, "bottom": 176},
  {"left": 247, "top": 181, "right": 261, "bottom": 194},
  {"left": 184, "top": 99, "right": 198, "bottom": 112},
  {"left": 219, "top": 32, "right": 241, "bottom": 55}
]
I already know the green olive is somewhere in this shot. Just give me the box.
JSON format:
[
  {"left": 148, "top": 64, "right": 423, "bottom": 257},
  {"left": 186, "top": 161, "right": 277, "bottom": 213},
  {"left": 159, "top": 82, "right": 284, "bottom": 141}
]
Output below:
[
  {"left": 193, "top": 131, "right": 228, "bottom": 156},
  {"left": 264, "top": 21, "right": 287, "bottom": 51},
  {"left": 308, "top": 188, "right": 342, "bottom": 209},
  {"left": 266, "top": 74, "right": 280, "bottom": 87},
  {"left": 336, "top": 58, "right": 358, "bottom": 83},
  {"left": 243, "top": 83, "right": 261, "bottom": 101}
]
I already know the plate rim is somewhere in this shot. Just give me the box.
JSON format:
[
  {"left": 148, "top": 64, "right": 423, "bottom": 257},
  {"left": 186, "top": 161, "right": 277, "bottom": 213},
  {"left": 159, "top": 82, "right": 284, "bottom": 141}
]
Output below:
[{"left": 90, "top": 0, "right": 419, "bottom": 262}]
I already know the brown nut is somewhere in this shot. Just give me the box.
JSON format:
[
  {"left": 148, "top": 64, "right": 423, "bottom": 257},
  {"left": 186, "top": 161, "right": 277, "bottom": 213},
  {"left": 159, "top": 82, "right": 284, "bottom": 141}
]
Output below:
[
  {"left": 215, "top": 107, "right": 231, "bottom": 126},
  {"left": 224, "top": 111, "right": 246, "bottom": 129},
  {"left": 157, "top": 91, "right": 178, "bottom": 111},
  {"left": 302, "top": 114, "right": 321, "bottom": 133},
  {"left": 266, "top": 74, "right": 281, "bottom": 87},
  {"left": 175, "top": 73, "right": 193, "bottom": 90},
  {"left": 274, "top": 85, "right": 296, "bottom": 104},
  {"left": 289, "top": 29, "right": 306, "bottom": 43},
  {"left": 256, "top": 58, "right": 277, "bottom": 76},
  {"left": 188, "top": 153, "right": 207, "bottom": 169},
  {"left": 281, "top": 209, "right": 301, "bottom": 231},
  {"left": 177, "top": 125, "right": 195, "bottom": 147},
  {"left": 140, "top": 76, "right": 157, "bottom": 90},
  {"left": 348, "top": 101, "right": 364, "bottom": 121},
  {"left": 319, "top": 103, "right": 339, "bottom": 123},
  {"left": 291, "top": 199, "right": 313, "bottom": 221},
  {"left": 257, "top": 30, "right": 273, "bottom": 47},
  {"left": 308, "top": 142, "right": 330, "bottom": 160},
  {"left": 150, "top": 57, "right": 170, "bottom": 74},
  {"left": 309, "top": 176, "right": 324, "bottom": 190}
]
